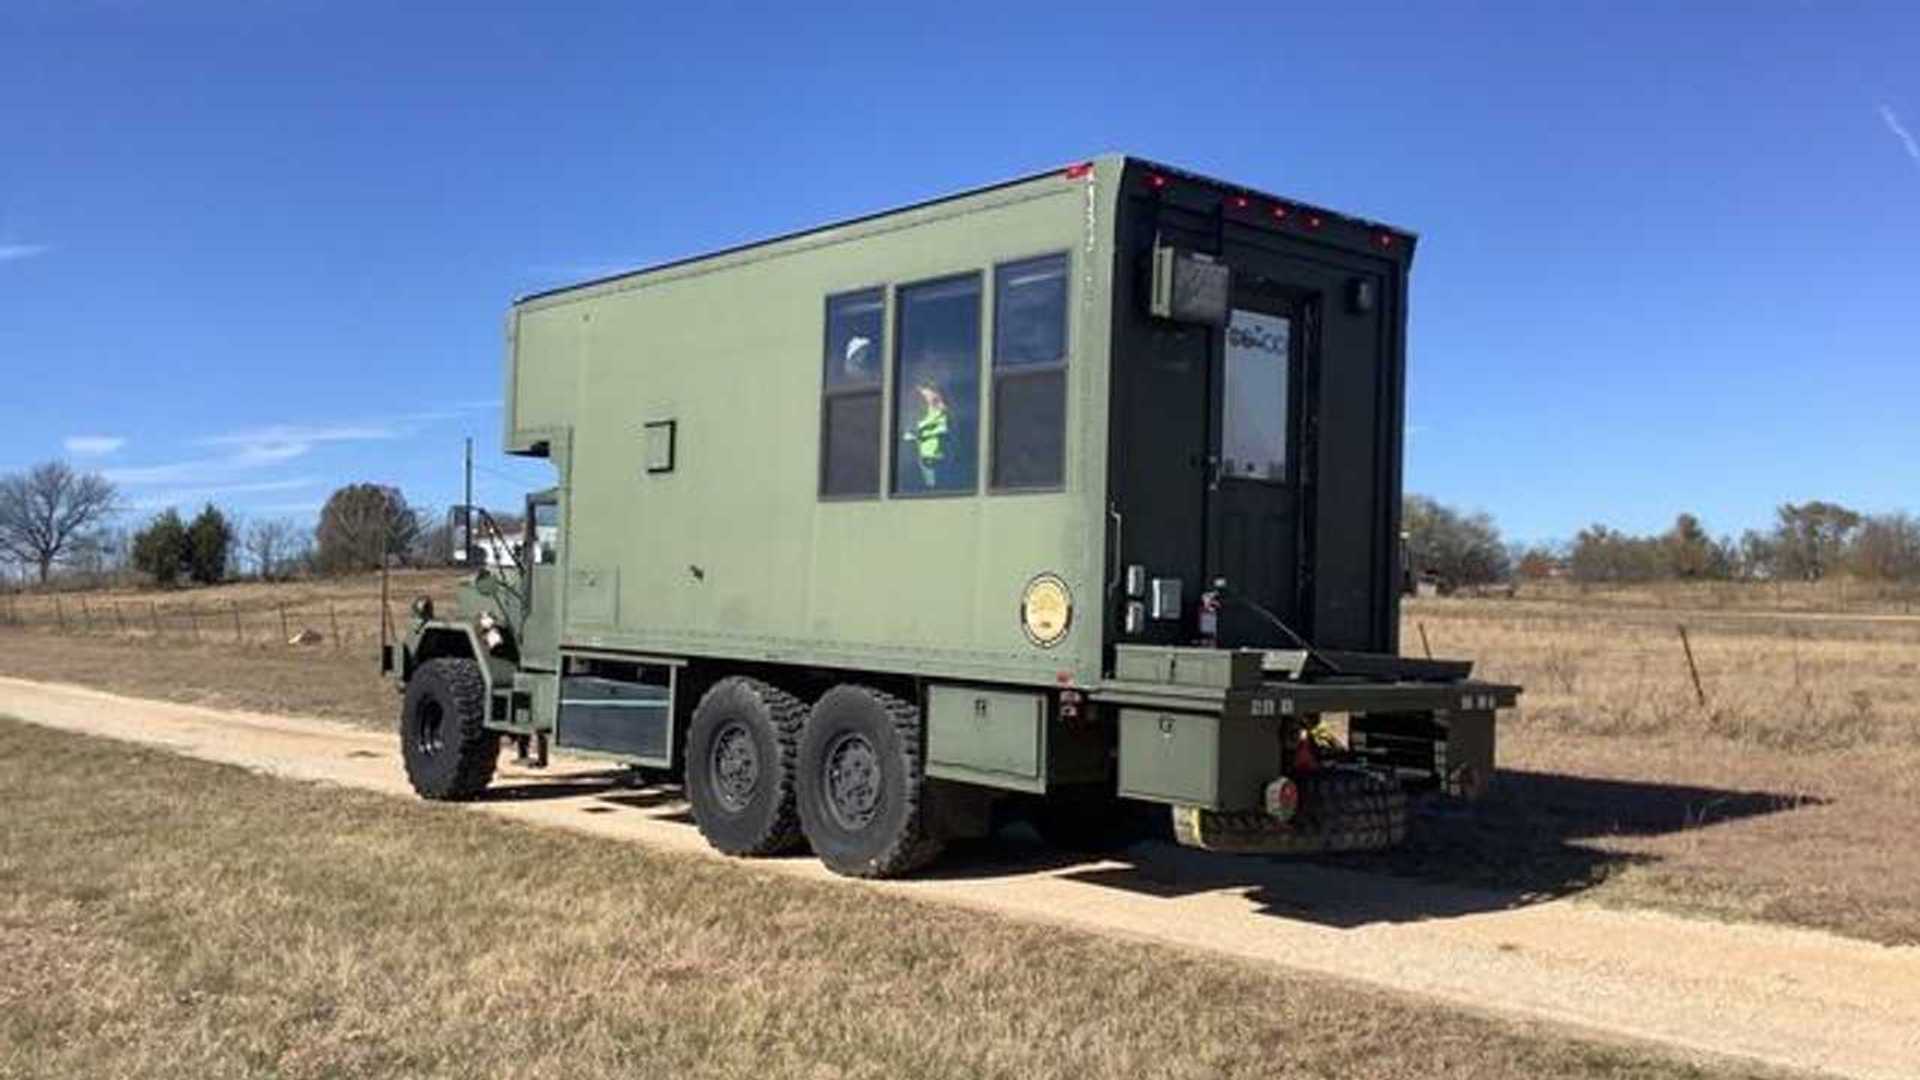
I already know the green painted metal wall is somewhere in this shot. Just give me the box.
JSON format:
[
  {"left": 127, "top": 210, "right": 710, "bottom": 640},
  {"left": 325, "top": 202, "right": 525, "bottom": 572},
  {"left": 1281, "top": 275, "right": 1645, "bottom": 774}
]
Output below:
[{"left": 504, "top": 158, "right": 1126, "bottom": 688}]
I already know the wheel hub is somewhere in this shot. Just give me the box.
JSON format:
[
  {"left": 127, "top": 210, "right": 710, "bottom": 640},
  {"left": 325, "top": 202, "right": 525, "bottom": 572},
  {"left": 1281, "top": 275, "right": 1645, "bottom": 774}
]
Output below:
[
  {"left": 710, "top": 722, "right": 760, "bottom": 811},
  {"left": 824, "top": 733, "right": 881, "bottom": 830}
]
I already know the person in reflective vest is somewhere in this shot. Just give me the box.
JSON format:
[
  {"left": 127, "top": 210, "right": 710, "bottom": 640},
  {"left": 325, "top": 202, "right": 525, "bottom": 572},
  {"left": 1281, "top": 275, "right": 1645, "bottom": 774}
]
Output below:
[{"left": 904, "top": 382, "right": 950, "bottom": 489}]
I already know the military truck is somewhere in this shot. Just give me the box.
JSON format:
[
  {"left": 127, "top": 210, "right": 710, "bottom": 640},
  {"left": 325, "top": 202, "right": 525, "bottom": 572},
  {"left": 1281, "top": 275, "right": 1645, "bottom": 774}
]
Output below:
[{"left": 383, "top": 154, "right": 1519, "bottom": 878}]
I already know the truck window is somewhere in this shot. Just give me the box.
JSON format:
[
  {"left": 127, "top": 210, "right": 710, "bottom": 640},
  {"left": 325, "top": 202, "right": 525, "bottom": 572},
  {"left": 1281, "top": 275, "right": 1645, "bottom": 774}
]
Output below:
[
  {"left": 820, "top": 288, "right": 885, "bottom": 497},
  {"left": 1222, "top": 308, "right": 1290, "bottom": 481},
  {"left": 990, "top": 253, "right": 1068, "bottom": 490},
  {"left": 892, "top": 273, "right": 981, "bottom": 496},
  {"left": 531, "top": 499, "right": 560, "bottom": 564}
]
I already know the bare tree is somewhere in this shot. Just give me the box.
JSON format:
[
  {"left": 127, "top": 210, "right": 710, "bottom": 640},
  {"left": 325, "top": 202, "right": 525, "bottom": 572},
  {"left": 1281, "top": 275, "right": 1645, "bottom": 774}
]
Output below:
[
  {"left": 315, "top": 484, "right": 421, "bottom": 574},
  {"left": 0, "top": 462, "right": 119, "bottom": 584},
  {"left": 244, "top": 517, "right": 305, "bottom": 580},
  {"left": 1403, "top": 494, "right": 1510, "bottom": 587}
]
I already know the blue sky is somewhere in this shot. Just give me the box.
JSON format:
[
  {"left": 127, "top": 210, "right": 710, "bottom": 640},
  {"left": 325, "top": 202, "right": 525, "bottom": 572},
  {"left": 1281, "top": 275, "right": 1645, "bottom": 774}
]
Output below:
[{"left": 1, "top": 1, "right": 1915, "bottom": 545}]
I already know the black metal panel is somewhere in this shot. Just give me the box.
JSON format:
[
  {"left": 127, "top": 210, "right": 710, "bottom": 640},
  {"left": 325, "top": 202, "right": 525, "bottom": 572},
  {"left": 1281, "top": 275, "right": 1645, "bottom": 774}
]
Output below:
[
  {"left": 1106, "top": 160, "right": 1410, "bottom": 659},
  {"left": 557, "top": 676, "right": 670, "bottom": 760}
]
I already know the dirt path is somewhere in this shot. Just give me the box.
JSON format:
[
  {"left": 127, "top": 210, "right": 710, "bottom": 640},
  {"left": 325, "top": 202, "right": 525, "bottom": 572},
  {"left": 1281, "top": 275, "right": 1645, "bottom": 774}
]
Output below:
[{"left": 4, "top": 676, "right": 1915, "bottom": 1080}]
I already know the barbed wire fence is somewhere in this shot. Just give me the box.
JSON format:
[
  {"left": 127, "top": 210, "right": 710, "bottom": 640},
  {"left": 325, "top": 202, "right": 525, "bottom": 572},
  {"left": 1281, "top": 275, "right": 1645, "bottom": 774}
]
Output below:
[{"left": 0, "top": 588, "right": 399, "bottom": 656}]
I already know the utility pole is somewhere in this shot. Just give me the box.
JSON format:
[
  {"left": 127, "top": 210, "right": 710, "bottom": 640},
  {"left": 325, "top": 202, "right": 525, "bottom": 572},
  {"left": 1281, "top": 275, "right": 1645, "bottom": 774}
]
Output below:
[{"left": 463, "top": 436, "right": 474, "bottom": 565}]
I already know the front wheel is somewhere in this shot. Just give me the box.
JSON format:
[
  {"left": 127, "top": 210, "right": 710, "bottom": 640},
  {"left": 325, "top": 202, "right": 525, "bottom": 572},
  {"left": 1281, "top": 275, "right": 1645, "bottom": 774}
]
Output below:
[{"left": 400, "top": 657, "right": 499, "bottom": 800}]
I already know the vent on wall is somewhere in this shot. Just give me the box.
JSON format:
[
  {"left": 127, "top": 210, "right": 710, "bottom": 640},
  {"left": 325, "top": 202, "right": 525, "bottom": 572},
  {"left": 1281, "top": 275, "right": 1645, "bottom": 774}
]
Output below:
[{"left": 644, "top": 420, "right": 676, "bottom": 474}]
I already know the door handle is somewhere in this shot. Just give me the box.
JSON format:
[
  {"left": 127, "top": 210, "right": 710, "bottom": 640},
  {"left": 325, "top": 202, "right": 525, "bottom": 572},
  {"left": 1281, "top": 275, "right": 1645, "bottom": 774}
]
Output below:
[{"left": 1106, "top": 505, "right": 1123, "bottom": 594}]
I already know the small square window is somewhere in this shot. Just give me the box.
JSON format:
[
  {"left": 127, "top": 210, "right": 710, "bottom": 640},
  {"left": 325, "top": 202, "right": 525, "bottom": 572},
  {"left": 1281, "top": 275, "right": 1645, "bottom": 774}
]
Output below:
[{"left": 644, "top": 420, "right": 676, "bottom": 474}]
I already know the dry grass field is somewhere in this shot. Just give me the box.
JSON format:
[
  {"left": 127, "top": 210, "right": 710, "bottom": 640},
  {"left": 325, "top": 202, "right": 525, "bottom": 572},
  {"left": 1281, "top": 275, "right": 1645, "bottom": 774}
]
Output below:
[
  {"left": 0, "top": 718, "right": 1777, "bottom": 1080},
  {"left": 1, "top": 573, "right": 1916, "bottom": 943},
  {"left": 1397, "top": 595, "right": 1920, "bottom": 943}
]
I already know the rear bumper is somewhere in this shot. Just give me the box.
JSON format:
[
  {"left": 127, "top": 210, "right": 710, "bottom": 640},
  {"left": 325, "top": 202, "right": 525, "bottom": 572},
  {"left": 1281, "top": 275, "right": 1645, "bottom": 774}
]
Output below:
[
  {"left": 1093, "top": 673, "right": 1518, "bottom": 813},
  {"left": 1094, "top": 677, "right": 1518, "bottom": 716}
]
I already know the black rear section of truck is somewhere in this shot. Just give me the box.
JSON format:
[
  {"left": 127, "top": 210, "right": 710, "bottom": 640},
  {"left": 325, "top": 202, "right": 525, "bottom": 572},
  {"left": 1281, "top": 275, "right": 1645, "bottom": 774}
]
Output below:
[{"left": 1103, "top": 158, "right": 1413, "bottom": 663}]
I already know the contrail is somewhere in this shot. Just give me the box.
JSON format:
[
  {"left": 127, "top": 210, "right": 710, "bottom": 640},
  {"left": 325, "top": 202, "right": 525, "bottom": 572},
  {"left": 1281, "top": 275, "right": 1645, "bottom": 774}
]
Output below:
[{"left": 1881, "top": 104, "right": 1920, "bottom": 169}]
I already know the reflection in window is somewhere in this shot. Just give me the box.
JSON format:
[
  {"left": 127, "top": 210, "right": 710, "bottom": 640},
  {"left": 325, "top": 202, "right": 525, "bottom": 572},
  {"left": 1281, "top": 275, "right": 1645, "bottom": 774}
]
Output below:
[
  {"left": 531, "top": 500, "right": 560, "bottom": 564},
  {"left": 893, "top": 274, "right": 981, "bottom": 495},
  {"left": 820, "top": 289, "right": 885, "bottom": 497},
  {"left": 992, "top": 254, "right": 1068, "bottom": 489},
  {"left": 1222, "top": 308, "right": 1290, "bottom": 481}
]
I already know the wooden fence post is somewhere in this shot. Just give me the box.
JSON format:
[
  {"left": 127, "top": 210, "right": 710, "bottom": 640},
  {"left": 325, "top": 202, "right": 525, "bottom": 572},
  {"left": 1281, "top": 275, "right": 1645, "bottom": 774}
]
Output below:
[
  {"left": 278, "top": 604, "right": 290, "bottom": 644},
  {"left": 55, "top": 598, "right": 67, "bottom": 634},
  {"left": 187, "top": 602, "right": 200, "bottom": 642},
  {"left": 231, "top": 601, "right": 243, "bottom": 644},
  {"left": 150, "top": 602, "right": 162, "bottom": 637},
  {"left": 80, "top": 598, "right": 93, "bottom": 633},
  {"left": 1677, "top": 623, "right": 1707, "bottom": 707},
  {"left": 329, "top": 602, "right": 341, "bottom": 650},
  {"left": 1417, "top": 621, "right": 1433, "bottom": 660},
  {"left": 114, "top": 603, "right": 127, "bottom": 635}
]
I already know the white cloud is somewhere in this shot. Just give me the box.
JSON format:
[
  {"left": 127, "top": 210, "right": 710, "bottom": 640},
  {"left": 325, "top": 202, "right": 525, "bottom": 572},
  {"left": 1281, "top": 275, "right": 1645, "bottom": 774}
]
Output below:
[
  {"left": 64, "top": 435, "right": 126, "bottom": 456},
  {"left": 0, "top": 243, "right": 48, "bottom": 263},
  {"left": 105, "top": 404, "right": 500, "bottom": 491},
  {"left": 127, "top": 477, "right": 319, "bottom": 510},
  {"left": 199, "top": 422, "right": 402, "bottom": 449},
  {"left": 1880, "top": 104, "right": 1920, "bottom": 169}
]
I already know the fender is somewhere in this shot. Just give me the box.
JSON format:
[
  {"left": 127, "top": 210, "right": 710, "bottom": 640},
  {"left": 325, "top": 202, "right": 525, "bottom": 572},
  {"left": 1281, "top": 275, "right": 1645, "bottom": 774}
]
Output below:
[{"left": 392, "top": 619, "right": 518, "bottom": 708}]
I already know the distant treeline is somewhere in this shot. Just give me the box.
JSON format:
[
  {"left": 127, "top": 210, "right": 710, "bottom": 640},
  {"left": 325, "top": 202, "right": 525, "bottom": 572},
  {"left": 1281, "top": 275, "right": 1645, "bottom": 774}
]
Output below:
[
  {"left": 0, "top": 457, "right": 514, "bottom": 591},
  {"left": 1408, "top": 497, "right": 1920, "bottom": 588}
]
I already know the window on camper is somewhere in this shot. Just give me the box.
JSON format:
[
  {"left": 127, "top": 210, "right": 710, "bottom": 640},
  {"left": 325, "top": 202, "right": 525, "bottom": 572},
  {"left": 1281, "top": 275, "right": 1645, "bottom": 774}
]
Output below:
[
  {"left": 991, "top": 253, "right": 1068, "bottom": 490},
  {"left": 820, "top": 288, "right": 885, "bottom": 497},
  {"left": 892, "top": 273, "right": 981, "bottom": 496}
]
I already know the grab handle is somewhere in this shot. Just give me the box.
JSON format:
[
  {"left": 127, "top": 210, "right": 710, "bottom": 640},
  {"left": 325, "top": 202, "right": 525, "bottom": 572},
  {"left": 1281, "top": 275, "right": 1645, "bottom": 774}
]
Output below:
[{"left": 1106, "top": 504, "right": 1123, "bottom": 594}]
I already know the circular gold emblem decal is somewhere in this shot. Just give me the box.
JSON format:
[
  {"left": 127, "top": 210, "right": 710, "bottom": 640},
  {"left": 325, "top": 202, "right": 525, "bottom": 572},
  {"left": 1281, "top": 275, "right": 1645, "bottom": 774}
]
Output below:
[{"left": 1021, "top": 574, "right": 1072, "bottom": 648}]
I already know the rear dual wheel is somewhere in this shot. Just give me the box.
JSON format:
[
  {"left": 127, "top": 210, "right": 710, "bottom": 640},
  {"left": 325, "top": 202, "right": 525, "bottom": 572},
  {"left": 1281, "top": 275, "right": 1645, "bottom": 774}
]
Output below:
[
  {"left": 685, "top": 677, "right": 808, "bottom": 856},
  {"left": 685, "top": 678, "right": 944, "bottom": 878},
  {"left": 797, "top": 685, "right": 944, "bottom": 878}
]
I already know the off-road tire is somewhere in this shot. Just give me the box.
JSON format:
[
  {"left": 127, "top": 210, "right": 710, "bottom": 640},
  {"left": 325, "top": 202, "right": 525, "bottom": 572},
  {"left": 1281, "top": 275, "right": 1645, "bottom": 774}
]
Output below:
[
  {"left": 1170, "top": 769, "right": 1407, "bottom": 855},
  {"left": 400, "top": 658, "right": 499, "bottom": 800},
  {"left": 797, "top": 685, "right": 944, "bottom": 878},
  {"left": 685, "top": 677, "right": 807, "bottom": 857}
]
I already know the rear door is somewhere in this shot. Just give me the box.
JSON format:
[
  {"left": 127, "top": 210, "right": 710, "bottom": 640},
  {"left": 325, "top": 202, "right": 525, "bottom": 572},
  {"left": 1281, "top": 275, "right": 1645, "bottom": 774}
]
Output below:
[
  {"left": 1209, "top": 279, "right": 1314, "bottom": 641},
  {"left": 1107, "top": 173, "right": 1404, "bottom": 657}
]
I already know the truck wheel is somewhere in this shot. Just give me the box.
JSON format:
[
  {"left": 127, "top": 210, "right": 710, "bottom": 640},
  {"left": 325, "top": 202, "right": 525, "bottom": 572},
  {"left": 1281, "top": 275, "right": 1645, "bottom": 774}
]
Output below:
[
  {"left": 401, "top": 658, "right": 499, "bottom": 800},
  {"left": 686, "top": 677, "right": 807, "bottom": 857},
  {"left": 798, "top": 685, "right": 944, "bottom": 878}
]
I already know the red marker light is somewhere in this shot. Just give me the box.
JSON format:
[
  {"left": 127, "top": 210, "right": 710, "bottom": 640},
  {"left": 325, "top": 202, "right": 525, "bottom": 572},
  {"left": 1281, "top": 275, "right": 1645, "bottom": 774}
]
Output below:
[
  {"left": 1146, "top": 173, "right": 1169, "bottom": 191},
  {"left": 1376, "top": 232, "right": 1395, "bottom": 248},
  {"left": 1306, "top": 214, "right": 1324, "bottom": 229},
  {"left": 1063, "top": 161, "right": 1093, "bottom": 180},
  {"left": 1230, "top": 195, "right": 1250, "bottom": 210},
  {"left": 1270, "top": 204, "right": 1290, "bottom": 222}
]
